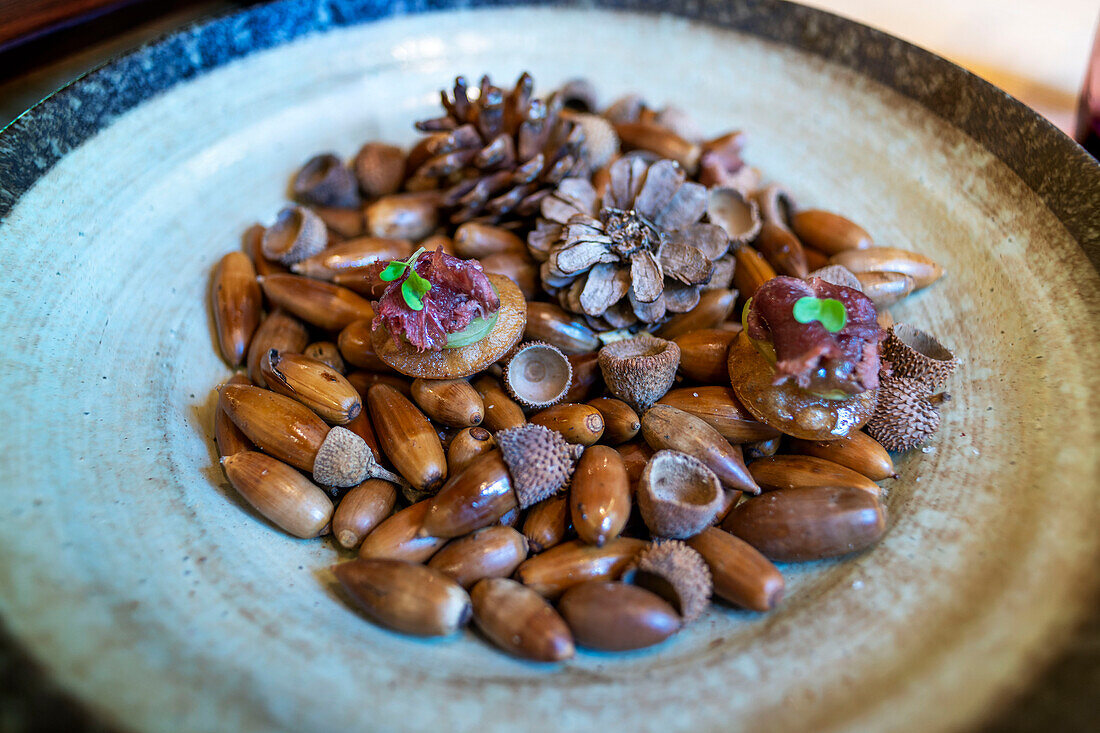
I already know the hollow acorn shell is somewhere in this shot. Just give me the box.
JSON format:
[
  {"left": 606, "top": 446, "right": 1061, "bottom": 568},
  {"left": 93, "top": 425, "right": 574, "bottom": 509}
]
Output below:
[{"left": 503, "top": 341, "right": 573, "bottom": 409}]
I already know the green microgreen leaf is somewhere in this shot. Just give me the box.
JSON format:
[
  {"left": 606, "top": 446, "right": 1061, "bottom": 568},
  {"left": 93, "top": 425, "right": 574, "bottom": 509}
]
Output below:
[
  {"left": 401, "top": 279, "right": 426, "bottom": 310},
  {"left": 792, "top": 296, "right": 847, "bottom": 332},
  {"left": 379, "top": 247, "right": 432, "bottom": 310},
  {"left": 379, "top": 261, "right": 407, "bottom": 282}
]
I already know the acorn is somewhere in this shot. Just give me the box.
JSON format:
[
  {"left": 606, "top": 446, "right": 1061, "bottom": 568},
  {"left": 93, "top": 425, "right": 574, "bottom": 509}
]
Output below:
[
  {"left": 292, "top": 153, "right": 360, "bottom": 208},
  {"left": 367, "top": 384, "right": 448, "bottom": 499},
  {"left": 807, "top": 264, "right": 862, "bottom": 291},
  {"left": 656, "top": 386, "right": 780, "bottom": 443},
  {"left": 559, "top": 581, "right": 682, "bottom": 651},
  {"left": 791, "top": 210, "right": 873, "bottom": 255},
  {"left": 788, "top": 431, "right": 896, "bottom": 481},
  {"left": 312, "top": 205, "right": 366, "bottom": 239},
  {"left": 570, "top": 445, "right": 631, "bottom": 546},
  {"left": 586, "top": 398, "right": 640, "bottom": 445},
  {"left": 471, "top": 374, "right": 526, "bottom": 431},
  {"left": 672, "top": 328, "right": 739, "bottom": 385},
  {"left": 259, "top": 349, "right": 362, "bottom": 425},
  {"left": 616, "top": 440, "right": 655, "bottom": 489},
  {"left": 332, "top": 478, "right": 397, "bottom": 549},
  {"left": 471, "top": 578, "right": 575, "bottom": 662},
  {"left": 365, "top": 192, "right": 441, "bottom": 241},
  {"left": 514, "top": 538, "right": 648, "bottom": 599},
  {"left": 261, "top": 206, "right": 327, "bottom": 265},
  {"left": 748, "top": 455, "right": 883, "bottom": 497},
  {"left": 502, "top": 341, "right": 572, "bottom": 409},
  {"left": 686, "top": 527, "right": 785, "bottom": 612},
  {"left": 211, "top": 251, "right": 262, "bottom": 367},
  {"left": 754, "top": 221, "right": 808, "bottom": 278},
  {"left": 215, "top": 374, "right": 254, "bottom": 458},
  {"left": 332, "top": 558, "right": 471, "bottom": 637},
  {"left": 447, "top": 426, "right": 496, "bottom": 475},
  {"left": 303, "top": 341, "right": 346, "bottom": 374},
  {"left": 338, "top": 320, "right": 393, "bottom": 373},
  {"left": 744, "top": 437, "right": 781, "bottom": 460},
  {"left": 220, "top": 451, "right": 333, "bottom": 538},
  {"left": 598, "top": 335, "right": 680, "bottom": 414},
  {"left": 243, "top": 223, "right": 286, "bottom": 278},
  {"left": 421, "top": 424, "right": 583, "bottom": 538},
  {"left": 453, "top": 222, "right": 527, "bottom": 258},
  {"left": 525, "top": 302, "right": 600, "bottom": 354},
  {"left": 358, "top": 499, "right": 447, "bottom": 563},
  {"left": 881, "top": 323, "right": 958, "bottom": 390},
  {"left": 655, "top": 289, "right": 738, "bottom": 341},
  {"left": 522, "top": 493, "right": 572, "bottom": 553},
  {"left": 246, "top": 309, "right": 309, "bottom": 387},
  {"left": 623, "top": 540, "right": 712, "bottom": 624},
  {"left": 290, "top": 236, "right": 413, "bottom": 280},
  {"left": 637, "top": 450, "right": 725, "bottom": 538},
  {"left": 641, "top": 404, "right": 760, "bottom": 494},
  {"left": 353, "top": 142, "right": 406, "bottom": 198},
  {"left": 259, "top": 274, "right": 374, "bottom": 331},
  {"left": 529, "top": 403, "right": 605, "bottom": 446},
  {"left": 855, "top": 271, "right": 915, "bottom": 308},
  {"left": 427, "top": 526, "right": 529, "bottom": 588},
  {"left": 564, "top": 352, "right": 602, "bottom": 402},
  {"left": 410, "top": 378, "right": 484, "bottom": 427},
  {"left": 865, "top": 376, "right": 946, "bottom": 451}
]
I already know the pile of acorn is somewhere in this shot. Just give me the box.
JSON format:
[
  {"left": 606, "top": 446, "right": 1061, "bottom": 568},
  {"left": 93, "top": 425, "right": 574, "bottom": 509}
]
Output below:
[{"left": 208, "top": 73, "right": 958, "bottom": 660}]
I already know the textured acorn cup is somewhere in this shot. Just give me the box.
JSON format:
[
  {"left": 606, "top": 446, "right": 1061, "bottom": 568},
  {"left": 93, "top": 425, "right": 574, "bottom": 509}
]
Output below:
[
  {"left": 292, "top": 153, "right": 359, "bottom": 208},
  {"left": 637, "top": 450, "right": 725, "bottom": 538},
  {"left": 261, "top": 205, "right": 327, "bottom": 265},
  {"left": 503, "top": 341, "right": 572, "bottom": 409},
  {"left": 865, "top": 376, "right": 944, "bottom": 451},
  {"left": 372, "top": 273, "right": 527, "bottom": 380},
  {"left": 332, "top": 559, "right": 471, "bottom": 636},
  {"left": 728, "top": 332, "right": 878, "bottom": 441},
  {"left": 559, "top": 581, "right": 682, "bottom": 651},
  {"left": 313, "top": 426, "right": 399, "bottom": 488},
  {"left": 221, "top": 451, "right": 333, "bottom": 538},
  {"left": 882, "top": 323, "right": 958, "bottom": 390},
  {"left": 470, "top": 578, "right": 575, "bottom": 662},
  {"left": 623, "top": 540, "right": 712, "bottom": 624},
  {"left": 598, "top": 335, "right": 681, "bottom": 414}
]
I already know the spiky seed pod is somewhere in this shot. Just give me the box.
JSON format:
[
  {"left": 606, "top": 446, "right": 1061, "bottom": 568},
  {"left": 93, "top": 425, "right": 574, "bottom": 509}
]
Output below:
[
  {"left": 598, "top": 335, "right": 680, "bottom": 414},
  {"left": 495, "top": 424, "right": 583, "bottom": 508},
  {"left": 807, "top": 264, "right": 862, "bottom": 292},
  {"left": 882, "top": 323, "right": 958, "bottom": 390},
  {"left": 627, "top": 540, "right": 712, "bottom": 624},
  {"left": 528, "top": 157, "right": 731, "bottom": 328},
  {"left": 502, "top": 341, "right": 573, "bottom": 409},
  {"left": 409, "top": 73, "right": 591, "bottom": 225},
  {"left": 865, "top": 377, "right": 943, "bottom": 451}
]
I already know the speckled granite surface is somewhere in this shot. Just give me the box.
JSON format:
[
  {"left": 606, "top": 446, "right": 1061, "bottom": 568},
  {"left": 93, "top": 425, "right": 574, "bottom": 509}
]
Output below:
[{"left": 0, "top": 1, "right": 1096, "bottom": 731}]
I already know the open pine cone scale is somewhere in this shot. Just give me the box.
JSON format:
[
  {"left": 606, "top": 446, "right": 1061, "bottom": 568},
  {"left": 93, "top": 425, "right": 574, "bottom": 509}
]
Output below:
[{"left": 529, "top": 157, "right": 730, "bottom": 326}]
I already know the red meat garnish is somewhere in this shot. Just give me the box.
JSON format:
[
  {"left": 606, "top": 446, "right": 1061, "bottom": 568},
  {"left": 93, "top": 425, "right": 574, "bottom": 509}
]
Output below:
[
  {"left": 746, "top": 276, "right": 884, "bottom": 395},
  {"left": 370, "top": 249, "right": 500, "bottom": 351}
]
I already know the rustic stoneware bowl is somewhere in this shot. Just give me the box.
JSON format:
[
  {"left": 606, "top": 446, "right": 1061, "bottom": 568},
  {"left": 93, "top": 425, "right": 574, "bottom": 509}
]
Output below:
[{"left": 1, "top": 1, "right": 1098, "bottom": 731}]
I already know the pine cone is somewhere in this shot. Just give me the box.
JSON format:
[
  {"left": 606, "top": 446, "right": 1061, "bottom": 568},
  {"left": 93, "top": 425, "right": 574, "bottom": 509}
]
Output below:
[
  {"left": 528, "top": 156, "right": 732, "bottom": 329},
  {"left": 409, "top": 73, "right": 589, "bottom": 225}
]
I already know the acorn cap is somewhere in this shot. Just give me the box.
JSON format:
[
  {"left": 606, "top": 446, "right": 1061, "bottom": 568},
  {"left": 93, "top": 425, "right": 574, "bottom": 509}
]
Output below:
[
  {"left": 502, "top": 341, "right": 573, "bottom": 409},
  {"left": 262, "top": 205, "right": 328, "bottom": 265},
  {"left": 292, "top": 153, "right": 360, "bottom": 208},
  {"left": 864, "top": 376, "right": 942, "bottom": 452},
  {"left": 807, "top": 264, "right": 862, "bottom": 291},
  {"left": 637, "top": 450, "right": 724, "bottom": 538},
  {"left": 313, "top": 427, "right": 371, "bottom": 487},
  {"left": 598, "top": 335, "right": 681, "bottom": 414},
  {"left": 625, "top": 540, "right": 713, "bottom": 624},
  {"left": 564, "top": 111, "right": 620, "bottom": 170},
  {"left": 495, "top": 424, "right": 583, "bottom": 508},
  {"left": 882, "top": 323, "right": 958, "bottom": 390}
]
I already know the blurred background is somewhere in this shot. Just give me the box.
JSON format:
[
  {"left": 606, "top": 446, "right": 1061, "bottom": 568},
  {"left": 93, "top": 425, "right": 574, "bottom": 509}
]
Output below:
[{"left": 0, "top": 0, "right": 1098, "bottom": 148}]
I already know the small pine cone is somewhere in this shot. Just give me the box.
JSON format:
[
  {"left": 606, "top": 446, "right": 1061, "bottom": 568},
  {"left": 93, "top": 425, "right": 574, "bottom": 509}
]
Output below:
[
  {"left": 628, "top": 540, "right": 713, "bottom": 624},
  {"left": 495, "top": 424, "right": 583, "bottom": 508},
  {"left": 865, "top": 376, "right": 942, "bottom": 451},
  {"left": 409, "top": 73, "right": 589, "bottom": 225},
  {"left": 882, "top": 323, "right": 958, "bottom": 390}
]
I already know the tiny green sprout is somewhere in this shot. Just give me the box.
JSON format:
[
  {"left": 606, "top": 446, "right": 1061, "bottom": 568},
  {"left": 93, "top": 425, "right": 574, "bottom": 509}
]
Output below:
[
  {"left": 379, "top": 247, "right": 432, "bottom": 311},
  {"left": 792, "top": 296, "right": 847, "bottom": 332}
]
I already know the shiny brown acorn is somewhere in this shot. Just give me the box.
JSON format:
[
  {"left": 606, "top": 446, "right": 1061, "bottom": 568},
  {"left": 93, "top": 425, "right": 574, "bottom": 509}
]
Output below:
[
  {"left": 259, "top": 274, "right": 375, "bottom": 331},
  {"left": 290, "top": 237, "right": 413, "bottom": 280},
  {"left": 221, "top": 451, "right": 333, "bottom": 538},
  {"left": 641, "top": 404, "right": 760, "bottom": 494},
  {"left": 672, "top": 329, "right": 739, "bottom": 384},
  {"left": 687, "top": 527, "right": 784, "bottom": 612},
  {"left": 347, "top": 370, "right": 412, "bottom": 398},
  {"left": 215, "top": 374, "right": 254, "bottom": 458},
  {"left": 522, "top": 493, "right": 572, "bottom": 553},
  {"left": 247, "top": 309, "right": 309, "bottom": 387},
  {"left": 243, "top": 223, "right": 287, "bottom": 278},
  {"left": 218, "top": 383, "right": 328, "bottom": 472},
  {"left": 722, "top": 486, "right": 887, "bottom": 562},
  {"left": 367, "top": 384, "right": 447, "bottom": 497},
  {"left": 333, "top": 558, "right": 471, "bottom": 636},
  {"left": 312, "top": 205, "right": 365, "bottom": 239},
  {"left": 446, "top": 427, "right": 496, "bottom": 476},
  {"left": 211, "top": 251, "right": 262, "bottom": 367},
  {"left": 303, "top": 341, "right": 345, "bottom": 374},
  {"left": 410, "top": 378, "right": 484, "bottom": 428},
  {"left": 564, "top": 352, "right": 602, "bottom": 402},
  {"left": 754, "top": 221, "right": 809, "bottom": 278},
  {"left": 791, "top": 210, "right": 873, "bottom": 254},
  {"left": 829, "top": 246, "right": 944, "bottom": 289},
  {"left": 570, "top": 446, "right": 631, "bottom": 546},
  {"left": 586, "top": 398, "right": 640, "bottom": 445},
  {"left": 657, "top": 386, "right": 781, "bottom": 443},
  {"left": 616, "top": 440, "right": 655, "bottom": 490},
  {"left": 788, "top": 432, "right": 897, "bottom": 481},
  {"left": 427, "top": 526, "right": 529, "bottom": 588},
  {"left": 471, "top": 375, "right": 525, "bottom": 432},
  {"left": 529, "top": 403, "right": 605, "bottom": 446},
  {"left": 748, "top": 455, "right": 883, "bottom": 497},
  {"left": 732, "top": 246, "right": 777, "bottom": 300},
  {"left": 655, "top": 289, "right": 738, "bottom": 341},
  {"left": 854, "top": 271, "right": 915, "bottom": 308},
  {"left": 558, "top": 581, "right": 682, "bottom": 651},
  {"left": 453, "top": 222, "right": 527, "bottom": 258},
  {"left": 332, "top": 478, "right": 397, "bottom": 549},
  {"left": 614, "top": 121, "right": 701, "bottom": 172},
  {"left": 260, "top": 349, "right": 362, "bottom": 425},
  {"left": 365, "top": 192, "right": 441, "bottom": 241},
  {"left": 513, "top": 538, "right": 647, "bottom": 599},
  {"left": 525, "top": 302, "right": 601, "bottom": 354},
  {"left": 357, "top": 500, "right": 447, "bottom": 563},
  {"left": 471, "top": 578, "right": 575, "bottom": 662},
  {"left": 744, "top": 436, "right": 782, "bottom": 460}
]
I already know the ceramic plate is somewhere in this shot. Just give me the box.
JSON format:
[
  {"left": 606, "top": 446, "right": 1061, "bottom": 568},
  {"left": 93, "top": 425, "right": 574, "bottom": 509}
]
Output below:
[{"left": 1, "top": 1, "right": 1098, "bottom": 731}]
